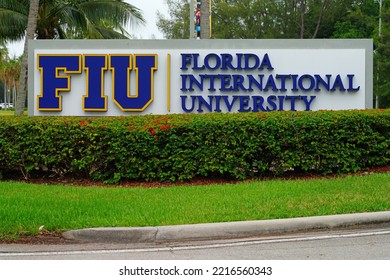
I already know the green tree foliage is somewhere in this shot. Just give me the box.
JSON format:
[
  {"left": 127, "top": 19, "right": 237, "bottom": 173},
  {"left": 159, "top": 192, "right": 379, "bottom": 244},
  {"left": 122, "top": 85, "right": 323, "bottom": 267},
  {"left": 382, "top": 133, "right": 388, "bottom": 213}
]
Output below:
[
  {"left": 157, "top": 0, "right": 190, "bottom": 39},
  {"left": 329, "top": 0, "right": 389, "bottom": 108},
  {"left": 332, "top": 0, "right": 378, "bottom": 38},
  {"left": 212, "top": 0, "right": 281, "bottom": 38},
  {"left": 375, "top": 3, "right": 390, "bottom": 108},
  {"left": 0, "top": 0, "right": 145, "bottom": 40},
  {"left": 158, "top": 0, "right": 358, "bottom": 39},
  {"left": 0, "top": 42, "right": 8, "bottom": 103},
  {"left": 0, "top": 40, "right": 7, "bottom": 66}
]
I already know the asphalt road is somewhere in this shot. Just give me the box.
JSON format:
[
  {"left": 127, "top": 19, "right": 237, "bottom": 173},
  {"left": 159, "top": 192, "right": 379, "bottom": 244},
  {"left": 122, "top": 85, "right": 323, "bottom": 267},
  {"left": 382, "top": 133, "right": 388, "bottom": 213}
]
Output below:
[{"left": 1, "top": 225, "right": 390, "bottom": 260}]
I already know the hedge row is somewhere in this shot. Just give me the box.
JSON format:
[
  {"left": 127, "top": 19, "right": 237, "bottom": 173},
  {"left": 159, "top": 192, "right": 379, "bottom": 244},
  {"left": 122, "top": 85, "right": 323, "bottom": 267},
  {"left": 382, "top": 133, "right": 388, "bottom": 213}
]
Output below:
[{"left": 0, "top": 110, "right": 389, "bottom": 183}]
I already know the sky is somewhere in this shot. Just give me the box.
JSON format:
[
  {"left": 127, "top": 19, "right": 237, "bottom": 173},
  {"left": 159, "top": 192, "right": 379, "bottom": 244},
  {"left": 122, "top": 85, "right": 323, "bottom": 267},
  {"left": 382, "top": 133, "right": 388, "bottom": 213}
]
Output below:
[
  {"left": 126, "top": 0, "right": 167, "bottom": 39},
  {"left": 6, "top": 0, "right": 168, "bottom": 57}
]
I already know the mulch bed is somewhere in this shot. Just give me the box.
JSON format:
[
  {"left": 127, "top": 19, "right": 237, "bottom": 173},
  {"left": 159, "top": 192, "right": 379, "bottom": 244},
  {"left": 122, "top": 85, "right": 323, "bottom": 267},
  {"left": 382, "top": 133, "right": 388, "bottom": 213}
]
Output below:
[{"left": 11, "top": 164, "right": 390, "bottom": 188}]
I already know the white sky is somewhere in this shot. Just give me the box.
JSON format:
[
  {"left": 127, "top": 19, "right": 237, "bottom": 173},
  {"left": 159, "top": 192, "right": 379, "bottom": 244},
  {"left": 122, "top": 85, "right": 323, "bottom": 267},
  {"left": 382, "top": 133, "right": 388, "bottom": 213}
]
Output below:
[
  {"left": 6, "top": 0, "right": 168, "bottom": 57},
  {"left": 127, "top": 0, "right": 167, "bottom": 39}
]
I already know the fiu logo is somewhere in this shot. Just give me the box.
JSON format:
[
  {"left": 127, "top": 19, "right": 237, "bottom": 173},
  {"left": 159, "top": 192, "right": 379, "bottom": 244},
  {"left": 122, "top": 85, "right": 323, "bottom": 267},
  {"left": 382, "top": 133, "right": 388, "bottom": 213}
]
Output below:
[{"left": 37, "top": 54, "right": 157, "bottom": 111}]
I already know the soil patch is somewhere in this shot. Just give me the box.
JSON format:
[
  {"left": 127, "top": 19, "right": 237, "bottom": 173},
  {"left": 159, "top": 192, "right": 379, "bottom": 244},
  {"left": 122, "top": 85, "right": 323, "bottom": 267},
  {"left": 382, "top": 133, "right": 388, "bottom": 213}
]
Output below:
[{"left": 19, "top": 165, "right": 390, "bottom": 188}]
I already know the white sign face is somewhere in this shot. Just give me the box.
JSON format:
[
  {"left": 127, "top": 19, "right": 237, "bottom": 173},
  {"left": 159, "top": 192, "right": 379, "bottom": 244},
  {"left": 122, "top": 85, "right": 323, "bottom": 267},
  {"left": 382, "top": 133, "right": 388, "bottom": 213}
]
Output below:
[{"left": 28, "top": 39, "right": 373, "bottom": 116}]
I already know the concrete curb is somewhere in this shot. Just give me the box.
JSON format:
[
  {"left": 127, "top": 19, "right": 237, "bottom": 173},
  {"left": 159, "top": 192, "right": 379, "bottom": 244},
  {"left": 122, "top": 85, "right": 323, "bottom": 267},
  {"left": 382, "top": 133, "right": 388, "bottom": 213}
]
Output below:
[{"left": 62, "top": 211, "right": 390, "bottom": 243}]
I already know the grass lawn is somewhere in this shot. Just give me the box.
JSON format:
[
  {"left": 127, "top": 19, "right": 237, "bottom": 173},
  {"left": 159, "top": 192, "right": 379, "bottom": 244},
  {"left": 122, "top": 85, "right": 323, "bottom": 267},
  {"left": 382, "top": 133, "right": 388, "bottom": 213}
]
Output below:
[
  {"left": 0, "top": 110, "right": 28, "bottom": 116},
  {"left": 0, "top": 172, "right": 389, "bottom": 240},
  {"left": 0, "top": 110, "right": 23, "bottom": 116},
  {"left": 0, "top": 110, "right": 13, "bottom": 116}
]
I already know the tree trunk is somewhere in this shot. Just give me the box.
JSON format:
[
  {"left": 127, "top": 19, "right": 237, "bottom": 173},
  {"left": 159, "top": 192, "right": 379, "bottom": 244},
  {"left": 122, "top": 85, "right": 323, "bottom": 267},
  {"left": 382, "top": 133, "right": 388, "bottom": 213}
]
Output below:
[
  {"left": 13, "top": 80, "right": 17, "bottom": 104},
  {"left": 200, "top": 0, "right": 211, "bottom": 39},
  {"left": 312, "top": 0, "right": 328, "bottom": 39},
  {"left": 15, "top": 0, "right": 40, "bottom": 115},
  {"left": 3, "top": 82, "right": 6, "bottom": 105},
  {"left": 300, "top": 0, "right": 306, "bottom": 39}
]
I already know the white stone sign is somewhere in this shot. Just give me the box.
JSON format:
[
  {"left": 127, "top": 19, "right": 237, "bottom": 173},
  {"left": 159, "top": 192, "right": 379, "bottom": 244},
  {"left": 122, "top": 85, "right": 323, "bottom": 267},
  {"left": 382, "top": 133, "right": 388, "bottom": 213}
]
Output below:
[{"left": 28, "top": 39, "right": 373, "bottom": 116}]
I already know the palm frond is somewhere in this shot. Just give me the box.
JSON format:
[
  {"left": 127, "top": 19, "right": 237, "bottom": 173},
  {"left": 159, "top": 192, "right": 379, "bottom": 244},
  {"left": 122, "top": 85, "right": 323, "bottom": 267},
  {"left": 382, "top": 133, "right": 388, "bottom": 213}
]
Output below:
[
  {"left": 78, "top": 0, "right": 145, "bottom": 26},
  {"left": 94, "top": 25, "right": 129, "bottom": 39},
  {"left": 0, "top": 0, "right": 28, "bottom": 41},
  {"left": 0, "top": 10, "right": 27, "bottom": 41},
  {"left": 0, "top": 0, "right": 146, "bottom": 40}
]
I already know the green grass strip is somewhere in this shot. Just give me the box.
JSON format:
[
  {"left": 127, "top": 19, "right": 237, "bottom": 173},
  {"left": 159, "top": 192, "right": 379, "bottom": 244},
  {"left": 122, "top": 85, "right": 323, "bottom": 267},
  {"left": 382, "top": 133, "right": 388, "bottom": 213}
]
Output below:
[
  {"left": 0, "top": 110, "right": 26, "bottom": 116},
  {"left": 0, "top": 173, "right": 389, "bottom": 240},
  {"left": 0, "top": 110, "right": 13, "bottom": 116}
]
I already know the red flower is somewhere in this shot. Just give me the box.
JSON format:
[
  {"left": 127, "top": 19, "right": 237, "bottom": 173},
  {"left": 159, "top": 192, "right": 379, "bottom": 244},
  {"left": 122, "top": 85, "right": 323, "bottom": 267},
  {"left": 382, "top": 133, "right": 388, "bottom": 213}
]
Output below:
[{"left": 160, "top": 124, "right": 172, "bottom": 131}]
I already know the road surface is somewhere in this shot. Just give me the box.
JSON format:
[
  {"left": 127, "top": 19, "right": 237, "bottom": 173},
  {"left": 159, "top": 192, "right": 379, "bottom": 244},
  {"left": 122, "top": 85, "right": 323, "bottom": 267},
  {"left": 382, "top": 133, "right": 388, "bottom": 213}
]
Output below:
[{"left": 1, "top": 225, "right": 390, "bottom": 260}]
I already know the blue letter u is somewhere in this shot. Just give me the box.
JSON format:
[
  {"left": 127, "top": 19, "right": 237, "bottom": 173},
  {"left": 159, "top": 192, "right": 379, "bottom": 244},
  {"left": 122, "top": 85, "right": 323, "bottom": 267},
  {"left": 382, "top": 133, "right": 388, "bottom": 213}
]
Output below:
[{"left": 110, "top": 54, "right": 157, "bottom": 111}]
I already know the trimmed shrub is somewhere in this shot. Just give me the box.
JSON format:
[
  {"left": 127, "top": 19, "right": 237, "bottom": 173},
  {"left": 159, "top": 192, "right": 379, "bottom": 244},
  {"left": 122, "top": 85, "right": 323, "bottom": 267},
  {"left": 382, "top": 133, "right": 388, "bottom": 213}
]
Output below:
[{"left": 0, "top": 109, "right": 389, "bottom": 183}]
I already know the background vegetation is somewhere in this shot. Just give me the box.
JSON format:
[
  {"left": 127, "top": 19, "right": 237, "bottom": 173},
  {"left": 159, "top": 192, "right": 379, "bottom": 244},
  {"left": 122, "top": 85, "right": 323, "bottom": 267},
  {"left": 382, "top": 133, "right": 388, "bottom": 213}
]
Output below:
[{"left": 0, "top": 110, "right": 388, "bottom": 183}]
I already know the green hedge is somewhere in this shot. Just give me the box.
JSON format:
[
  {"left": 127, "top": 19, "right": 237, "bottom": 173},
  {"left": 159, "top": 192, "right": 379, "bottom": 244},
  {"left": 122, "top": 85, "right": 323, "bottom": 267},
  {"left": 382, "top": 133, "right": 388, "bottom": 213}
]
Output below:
[{"left": 0, "top": 110, "right": 389, "bottom": 183}]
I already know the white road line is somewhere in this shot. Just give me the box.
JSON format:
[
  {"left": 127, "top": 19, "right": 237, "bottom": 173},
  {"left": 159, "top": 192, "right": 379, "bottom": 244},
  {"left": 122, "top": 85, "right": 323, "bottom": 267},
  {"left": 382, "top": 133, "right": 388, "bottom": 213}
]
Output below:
[{"left": 1, "top": 230, "right": 390, "bottom": 257}]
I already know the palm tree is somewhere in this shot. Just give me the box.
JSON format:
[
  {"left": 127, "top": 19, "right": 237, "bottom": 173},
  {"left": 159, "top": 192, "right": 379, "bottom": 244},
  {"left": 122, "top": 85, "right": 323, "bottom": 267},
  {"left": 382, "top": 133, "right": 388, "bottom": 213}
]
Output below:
[
  {"left": 14, "top": 0, "right": 39, "bottom": 115},
  {"left": 0, "top": 41, "right": 21, "bottom": 108},
  {"left": 0, "top": 40, "right": 8, "bottom": 66},
  {"left": 1, "top": 56, "right": 21, "bottom": 107},
  {"left": 0, "top": 41, "right": 10, "bottom": 105},
  {"left": 200, "top": 0, "right": 210, "bottom": 39},
  {"left": 0, "top": 0, "right": 145, "bottom": 40}
]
